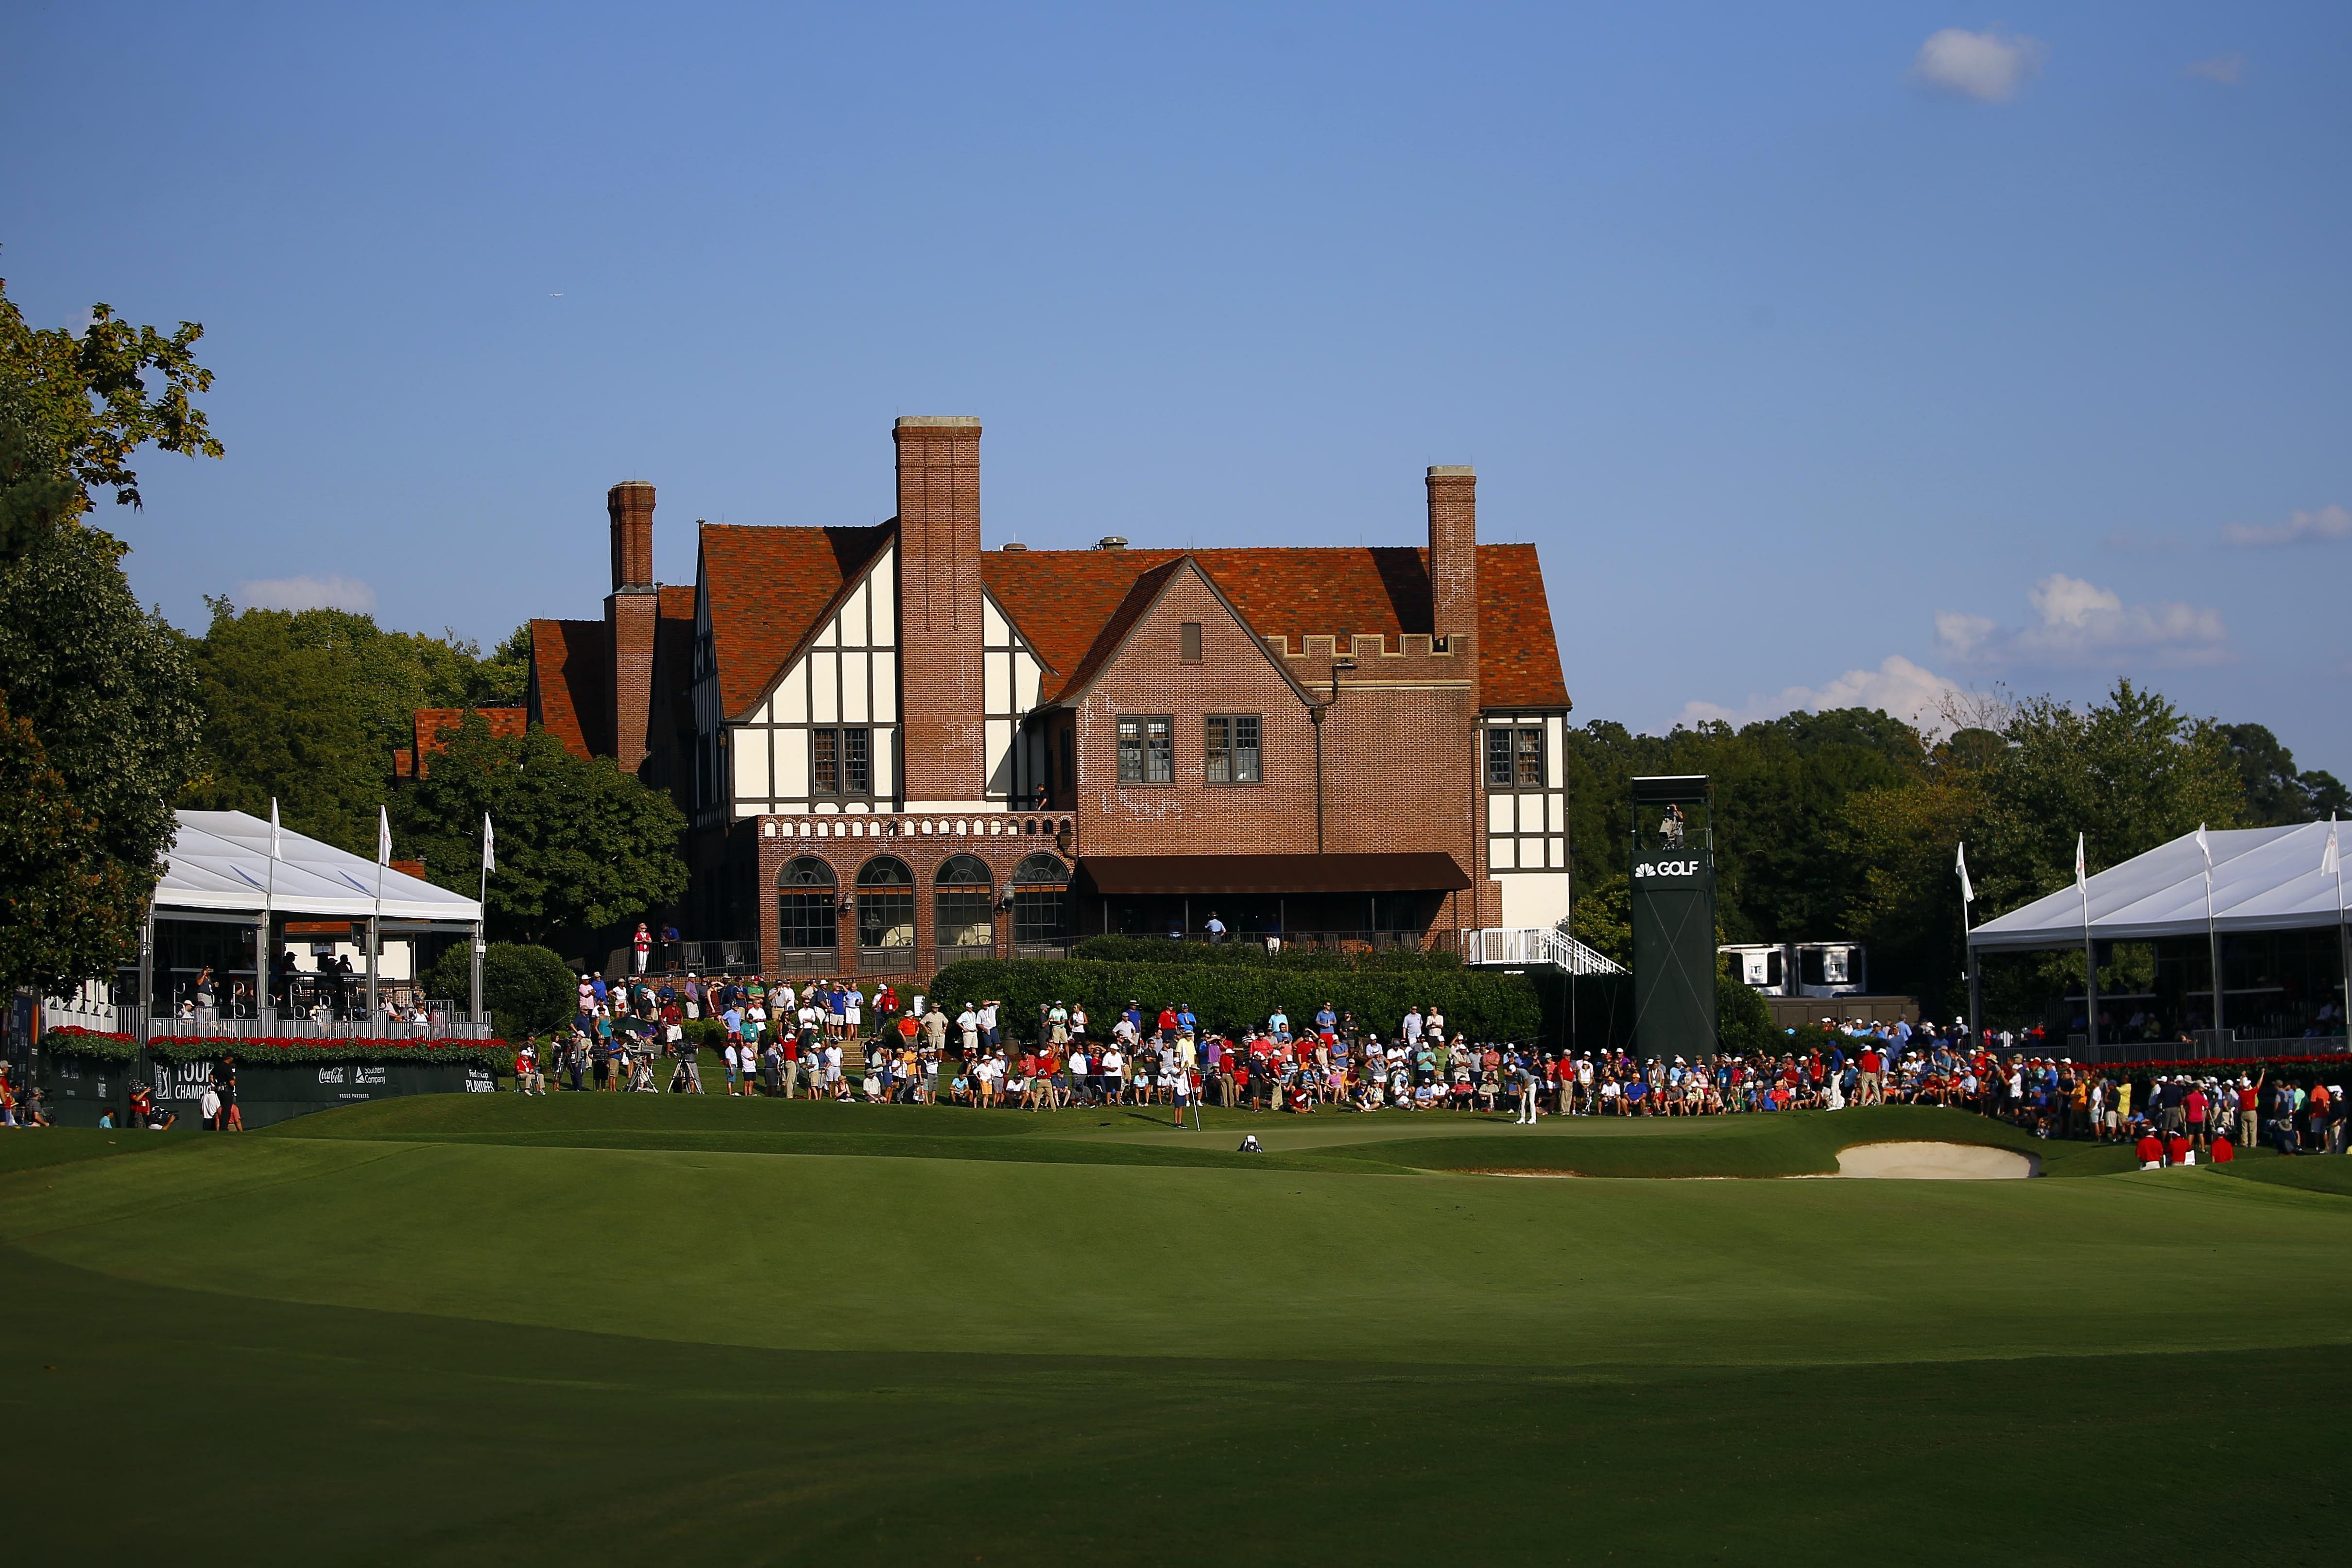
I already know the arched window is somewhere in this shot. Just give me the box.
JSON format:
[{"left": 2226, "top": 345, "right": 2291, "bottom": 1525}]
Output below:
[
  {"left": 935, "top": 854, "right": 995, "bottom": 954},
  {"left": 1011, "top": 853, "right": 1073, "bottom": 951},
  {"left": 855, "top": 857, "right": 915, "bottom": 951},
  {"left": 1012, "top": 852, "right": 1069, "bottom": 885},
  {"left": 777, "top": 857, "right": 839, "bottom": 955}
]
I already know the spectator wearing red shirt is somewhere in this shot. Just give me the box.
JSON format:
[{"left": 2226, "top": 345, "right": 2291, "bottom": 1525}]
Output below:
[
  {"left": 2210, "top": 1133, "right": 2235, "bottom": 1163},
  {"left": 2135, "top": 1131, "right": 2163, "bottom": 1170},
  {"left": 2164, "top": 1132, "right": 2194, "bottom": 1168}
]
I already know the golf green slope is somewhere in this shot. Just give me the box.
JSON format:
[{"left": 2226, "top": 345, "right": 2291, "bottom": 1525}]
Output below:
[{"left": 5, "top": 1097, "right": 2347, "bottom": 1565}]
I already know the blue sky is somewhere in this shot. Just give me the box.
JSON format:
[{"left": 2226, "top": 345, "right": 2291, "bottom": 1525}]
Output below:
[{"left": 5, "top": 2, "right": 2347, "bottom": 769}]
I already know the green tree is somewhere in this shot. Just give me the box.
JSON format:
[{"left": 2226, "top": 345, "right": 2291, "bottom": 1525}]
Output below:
[
  {"left": 0, "top": 373, "right": 80, "bottom": 560},
  {"left": 428, "top": 941, "right": 576, "bottom": 1033},
  {"left": 0, "top": 266, "right": 215, "bottom": 984},
  {"left": 0, "top": 521, "right": 204, "bottom": 882},
  {"left": 1971, "top": 679, "right": 2245, "bottom": 916},
  {"left": 0, "top": 259, "right": 222, "bottom": 518},
  {"left": 0, "top": 695, "right": 146, "bottom": 991},
  {"left": 2218, "top": 722, "right": 2350, "bottom": 826},
  {"left": 1569, "top": 873, "right": 1631, "bottom": 968},
  {"left": 185, "top": 602, "right": 523, "bottom": 853},
  {"left": 392, "top": 713, "right": 687, "bottom": 952}
]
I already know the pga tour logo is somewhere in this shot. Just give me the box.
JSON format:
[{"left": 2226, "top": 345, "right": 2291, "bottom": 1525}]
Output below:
[{"left": 1634, "top": 858, "right": 1703, "bottom": 879}]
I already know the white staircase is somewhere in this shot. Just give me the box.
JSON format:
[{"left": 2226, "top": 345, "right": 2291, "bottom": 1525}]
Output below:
[{"left": 1460, "top": 928, "right": 1627, "bottom": 975}]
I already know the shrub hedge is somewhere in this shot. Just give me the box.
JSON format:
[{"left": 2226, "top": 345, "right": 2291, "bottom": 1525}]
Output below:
[
  {"left": 428, "top": 942, "right": 576, "bottom": 1034},
  {"left": 927, "top": 955, "right": 1539, "bottom": 1043},
  {"left": 40, "top": 1029, "right": 510, "bottom": 1071}
]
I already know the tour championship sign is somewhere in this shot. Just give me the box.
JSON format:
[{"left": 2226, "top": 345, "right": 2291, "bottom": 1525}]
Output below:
[
  {"left": 1630, "top": 775, "right": 1717, "bottom": 1058},
  {"left": 37, "top": 1031, "right": 503, "bottom": 1129}
]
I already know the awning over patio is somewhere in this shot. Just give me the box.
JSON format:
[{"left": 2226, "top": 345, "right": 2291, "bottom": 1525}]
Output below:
[
  {"left": 1969, "top": 822, "right": 2348, "bottom": 951},
  {"left": 159, "top": 810, "right": 483, "bottom": 924},
  {"left": 1076, "top": 852, "right": 1471, "bottom": 897}
]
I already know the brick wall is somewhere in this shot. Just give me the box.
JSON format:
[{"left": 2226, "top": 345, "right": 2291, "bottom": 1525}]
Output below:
[
  {"left": 1068, "top": 562, "right": 1492, "bottom": 934},
  {"left": 893, "top": 417, "right": 987, "bottom": 801},
  {"left": 754, "top": 814, "right": 1075, "bottom": 978}
]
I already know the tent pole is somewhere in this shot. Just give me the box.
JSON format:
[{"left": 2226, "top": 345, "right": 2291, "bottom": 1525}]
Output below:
[
  {"left": 2084, "top": 932, "right": 2099, "bottom": 1054},
  {"left": 137, "top": 903, "right": 154, "bottom": 1044},
  {"left": 470, "top": 920, "right": 485, "bottom": 1027},
  {"left": 2209, "top": 922, "right": 2225, "bottom": 1042},
  {"left": 365, "top": 915, "right": 380, "bottom": 1027},
  {"left": 1966, "top": 943, "right": 1982, "bottom": 1049}
]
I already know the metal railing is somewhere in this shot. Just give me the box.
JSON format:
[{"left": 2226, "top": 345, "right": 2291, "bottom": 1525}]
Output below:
[
  {"left": 142, "top": 1007, "right": 497, "bottom": 1041},
  {"left": 857, "top": 946, "right": 918, "bottom": 975},
  {"left": 1126, "top": 930, "right": 1447, "bottom": 955}
]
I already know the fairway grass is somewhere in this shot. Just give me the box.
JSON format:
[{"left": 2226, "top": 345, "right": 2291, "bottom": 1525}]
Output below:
[{"left": 7, "top": 1096, "right": 2350, "bottom": 1564}]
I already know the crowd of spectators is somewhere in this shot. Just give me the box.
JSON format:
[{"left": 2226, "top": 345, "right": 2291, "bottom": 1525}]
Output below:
[{"left": 511, "top": 974, "right": 2352, "bottom": 1156}]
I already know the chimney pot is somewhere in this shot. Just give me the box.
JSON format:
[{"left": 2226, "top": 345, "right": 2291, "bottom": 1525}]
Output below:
[
  {"left": 1000, "top": 541, "right": 1028, "bottom": 551},
  {"left": 1096, "top": 535, "right": 1128, "bottom": 551}
]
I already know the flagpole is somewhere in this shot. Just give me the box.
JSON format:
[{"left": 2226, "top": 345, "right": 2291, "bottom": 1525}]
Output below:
[{"left": 1957, "top": 842, "right": 1980, "bottom": 1048}]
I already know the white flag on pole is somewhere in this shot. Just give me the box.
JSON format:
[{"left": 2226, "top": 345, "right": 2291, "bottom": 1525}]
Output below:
[
  {"left": 377, "top": 805, "right": 393, "bottom": 867},
  {"left": 482, "top": 813, "right": 496, "bottom": 875},
  {"left": 2196, "top": 822, "right": 2213, "bottom": 884},
  {"left": 2074, "top": 833, "right": 2087, "bottom": 895},
  {"left": 1956, "top": 842, "right": 1974, "bottom": 904},
  {"left": 2324, "top": 817, "right": 2340, "bottom": 879},
  {"left": 269, "top": 797, "right": 283, "bottom": 860}
]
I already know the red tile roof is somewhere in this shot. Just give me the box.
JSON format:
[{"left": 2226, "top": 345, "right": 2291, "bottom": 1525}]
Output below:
[
  {"left": 410, "top": 707, "right": 528, "bottom": 777},
  {"left": 978, "top": 543, "right": 1569, "bottom": 709},
  {"left": 700, "top": 522, "right": 893, "bottom": 718},
  {"left": 530, "top": 618, "right": 610, "bottom": 760}
]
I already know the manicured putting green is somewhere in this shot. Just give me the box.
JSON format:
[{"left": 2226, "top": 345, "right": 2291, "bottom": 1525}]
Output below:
[{"left": 5, "top": 1096, "right": 2348, "bottom": 1564}]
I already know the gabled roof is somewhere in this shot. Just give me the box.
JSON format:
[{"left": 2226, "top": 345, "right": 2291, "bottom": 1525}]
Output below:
[
  {"left": 1970, "top": 823, "right": 2352, "bottom": 949},
  {"left": 1049, "top": 555, "right": 1321, "bottom": 708},
  {"left": 977, "top": 543, "right": 1569, "bottom": 709},
  {"left": 700, "top": 522, "right": 893, "bottom": 718},
  {"left": 529, "top": 618, "right": 610, "bottom": 760}
]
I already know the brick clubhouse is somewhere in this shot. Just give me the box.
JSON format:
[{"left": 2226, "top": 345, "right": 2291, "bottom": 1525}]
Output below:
[{"left": 519, "top": 417, "right": 1570, "bottom": 977}]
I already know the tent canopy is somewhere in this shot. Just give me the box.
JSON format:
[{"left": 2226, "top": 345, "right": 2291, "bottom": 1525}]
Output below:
[
  {"left": 1969, "top": 822, "right": 2345, "bottom": 951},
  {"left": 158, "top": 810, "right": 482, "bottom": 925}
]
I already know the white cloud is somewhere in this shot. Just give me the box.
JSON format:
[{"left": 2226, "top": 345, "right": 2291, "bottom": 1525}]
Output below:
[
  {"left": 1911, "top": 27, "right": 2046, "bottom": 102},
  {"left": 235, "top": 574, "right": 378, "bottom": 613},
  {"left": 1937, "top": 572, "right": 2228, "bottom": 667},
  {"left": 1676, "top": 655, "right": 1961, "bottom": 732},
  {"left": 2186, "top": 52, "right": 2246, "bottom": 85},
  {"left": 2220, "top": 503, "right": 2352, "bottom": 548}
]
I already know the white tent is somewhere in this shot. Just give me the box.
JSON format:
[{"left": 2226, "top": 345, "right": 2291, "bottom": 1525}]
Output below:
[
  {"left": 161, "top": 810, "right": 481, "bottom": 923},
  {"left": 1969, "top": 822, "right": 2346, "bottom": 951}
]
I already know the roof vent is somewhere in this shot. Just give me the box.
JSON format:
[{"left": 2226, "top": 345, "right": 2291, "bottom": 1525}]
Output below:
[
  {"left": 1000, "top": 542, "right": 1028, "bottom": 552},
  {"left": 1096, "top": 535, "right": 1128, "bottom": 551}
]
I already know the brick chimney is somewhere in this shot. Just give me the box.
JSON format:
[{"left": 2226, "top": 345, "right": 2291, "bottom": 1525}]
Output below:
[
  {"left": 1427, "top": 465, "right": 1478, "bottom": 671},
  {"left": 893, "top": 417, "right": 987, "bottom": 803},
  {"left": 605, "top": 480, "right": 659, "bottom": 777}
]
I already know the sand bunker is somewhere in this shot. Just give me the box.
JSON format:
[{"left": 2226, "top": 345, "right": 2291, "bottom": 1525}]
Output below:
[{"left": 1836, "top": 1141, "right": 2038, "bottom": 1180}]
